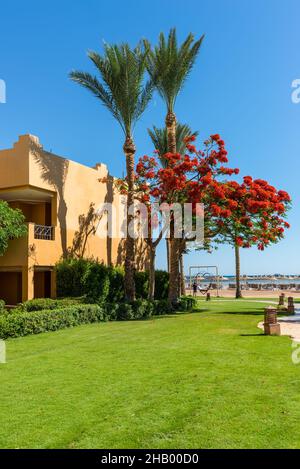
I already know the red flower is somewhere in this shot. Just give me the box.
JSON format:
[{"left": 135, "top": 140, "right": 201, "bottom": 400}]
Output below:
[{"left": 235, "top": 237, "right": 244, "bottom": 247}]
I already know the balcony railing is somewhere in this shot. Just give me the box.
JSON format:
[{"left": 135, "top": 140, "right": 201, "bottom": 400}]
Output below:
[{"left": 34, "top": 224, "right": 54, "bottom": 241}]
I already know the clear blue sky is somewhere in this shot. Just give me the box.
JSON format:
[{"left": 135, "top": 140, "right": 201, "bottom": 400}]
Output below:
[{"left": 1, "top": 0, "right": 299, "bottom": 275}]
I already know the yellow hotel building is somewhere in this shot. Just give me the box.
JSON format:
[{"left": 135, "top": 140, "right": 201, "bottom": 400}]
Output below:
[{"left": 0, "top": 134, "right": 138, "bottom": 304}]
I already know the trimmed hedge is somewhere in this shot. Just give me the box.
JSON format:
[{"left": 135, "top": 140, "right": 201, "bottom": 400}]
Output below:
[
  {"left": 18, "top": 297, "right": 83, "bottom": 312},
  {"left": 0, "top": 304, "right": 106, "bottom": 339},
  {"left": 0, "top": 300, "right": 5, "bottom": 315},
  {"left": 0, "top": 295, "right": 197, "bottom": 339}
]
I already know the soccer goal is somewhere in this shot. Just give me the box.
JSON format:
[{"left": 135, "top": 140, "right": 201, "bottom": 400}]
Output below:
[{"left": 188, "top": 265, "right": 220, "bottom": 296}]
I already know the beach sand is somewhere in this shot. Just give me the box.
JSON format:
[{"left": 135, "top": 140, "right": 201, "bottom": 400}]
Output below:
[{"left": 187, "top": 288, "right": 300, "bottom": 299}]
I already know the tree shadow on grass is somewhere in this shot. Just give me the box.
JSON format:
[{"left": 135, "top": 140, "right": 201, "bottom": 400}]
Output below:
[
  {"left": 240, "top": 333, "right": 265, "bottom": 337},
  {"left": 219, "top": 311, "right": 263, "bottom": 316},
  {"left": 152, "top": 308, "right": 209, "bottom": 320}
]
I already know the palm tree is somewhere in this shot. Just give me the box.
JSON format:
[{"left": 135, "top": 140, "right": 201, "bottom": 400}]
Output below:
[
  {"left": 144, "top": 29, "right": 204, "bottom": 304},
  {"left": 70, "top": 43, "right": 152, "bottom": 301},
  {"left": 148, "top": 123, "right": 198, "bottom": 275},
  {"left": 148, "top": 123, "right": 198, "bottom": 168}
]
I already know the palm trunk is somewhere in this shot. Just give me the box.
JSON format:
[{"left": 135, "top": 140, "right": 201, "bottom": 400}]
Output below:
[
  {"left": 123, "top": 136, "right": 136, "bottom": 301},
  {"left": 168, "top": 227, "right": 180, "bottom": 305},
  {"left": 166, "top": 111, "right": 177, "bottom": 153},
  {"left": 166, "top": 111, "right": 180, "bottom": 306},
  {"left": 148, "top": 245, "right": 156, "bottom": 300},
  {"left": 180, "top": 253, "right": 186, "bottom": 296},
  {"left": 235, "top": 243, "right": 242, "bottom": 299},
  {"left": 166, "top": 238, "right": 170, "bottom": 273}
]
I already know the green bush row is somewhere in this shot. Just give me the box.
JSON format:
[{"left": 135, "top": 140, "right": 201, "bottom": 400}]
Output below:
[
  {"left": 0, "top": 304, "right": 106, "bottom": 339},
  {"left": 178, "top": 296, "right": 197, "bottom": 311},
  {"left": 55, "top": 258, "right": 169, "bottom": 303},
  {"left": 18, "top": 297, "right": 84, "bottom": 312},
  {"left": 0, "top": 297, "right": 196, "bottom": 339}
]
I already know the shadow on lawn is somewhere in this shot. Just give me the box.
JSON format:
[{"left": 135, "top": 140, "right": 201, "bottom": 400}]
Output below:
[
  {"left": 218, "top": 310, "right": 263, "bottom": 316},
  {"left": 153, "top": 308, "right": 209, "bottom": 319},
  {"left": 240, "top": 333, "right": 265, "bottom": 337}
]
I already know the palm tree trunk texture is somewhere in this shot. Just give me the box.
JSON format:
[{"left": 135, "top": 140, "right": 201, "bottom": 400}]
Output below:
[
  {"left": 166, "top": 111, "right": 177, "bottom": 153},
  {"left": 235, "top": 243, "right": 242, "bottom": 299},
  {"left": 148, "top": 245, "right": 156, "bottom": 300},
  {"left": 180, "top": 253, "right": 186, "bottom": 296},
  {"left": 166, "top": 238, "right": 170, "bottom": 273},
  {"left": 123, "top": 136, "right": 136, "bottom": 301},
  {"left": 166, "top": 111, "right": 180, "bottom": 305}
]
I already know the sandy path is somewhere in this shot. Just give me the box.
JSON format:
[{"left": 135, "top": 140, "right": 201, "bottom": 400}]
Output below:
[
  {"left": 188, "top": 289, "right": 300, "bottom": 299},
  {"left": 255, "top": 302, "right": 300, "bottom": 342}
]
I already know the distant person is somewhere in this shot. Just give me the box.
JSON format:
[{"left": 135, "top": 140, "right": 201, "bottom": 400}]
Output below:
[{"left": 192, "top": 281, "right": 198, "bottom": 297}]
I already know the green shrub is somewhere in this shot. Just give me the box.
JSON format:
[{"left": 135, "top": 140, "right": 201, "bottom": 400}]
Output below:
[
  {"left": 0, "top": 295, "right": 196, "bottom": 339},
  {"left": 154, "top": 270, "right": 169, "bottom": 300},
  {"left": 0, "top": 304, "right": 106, "bottom": 339},
  {"left": 0, "top": 300, "right": 6, "bottom": 315},
  {"left": 83, "top": 262, "right": 110, "bottom": 304},
  {"left": 19, "top": 297, "right": 83, "bottom": 312},
  {"left": 132, "top": 299, "right": 154, "bottom": 319},
  {"left": 153, "top": 299, "right": 174, "bottom": 315},
  {"left": 135, "top": 271, "right": 149, "bottom": 299},
  {"left": 103, "top": 302, "right": 119, "bottom": 320},
  {"left": 116, "top": 303, "right": 135, "bottom": 321},
  {"left": 56, "top": 258, "right": 91, "bottom": 297},
  {"left": 178, "top": 295, "right": 197, "bottom": 311},
  {"left": 134, "top": 270, "right": 169, "bottom": 300},
  {"left": 117, "top": 299, "right": 173, "bottom": 321},
  {"left": 56, "top": 257, "right": 169, "bottom": 302},
  {"left": 107, "top": 266, "right": 125, "bottom": 302}
]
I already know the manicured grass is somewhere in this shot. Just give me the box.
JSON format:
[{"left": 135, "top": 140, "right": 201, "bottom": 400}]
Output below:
[{"left": 1, "top": 299, "right": 300, "bottom": 449}]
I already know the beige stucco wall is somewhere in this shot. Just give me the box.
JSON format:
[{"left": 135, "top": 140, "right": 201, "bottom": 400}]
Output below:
[
  {"left": 0, "top": 134, "right": 149, "bottom": 302},
  {"left": 0, "top": 136, "right": 30, "bottom": 188},
  {"left": 0, "top": 134, "right": 134, "bottom": 270}
]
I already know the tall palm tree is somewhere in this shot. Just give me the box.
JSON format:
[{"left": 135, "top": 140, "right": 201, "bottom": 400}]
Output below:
[
  {"left": 144, "top": 29, "right": 204, "bottom": 304},
  {"left": 148, "top": 123, "right": 198, "bottom": 274},
  {"left": 70, "top": 43, "right": 152, "bottom": 301}
]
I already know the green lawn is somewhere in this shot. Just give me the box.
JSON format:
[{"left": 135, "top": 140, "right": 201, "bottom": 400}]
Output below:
[{"left": 1, "top": 299, "right": 300, "bottom": 449}]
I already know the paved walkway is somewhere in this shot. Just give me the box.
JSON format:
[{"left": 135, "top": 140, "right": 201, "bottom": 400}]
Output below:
[{"left": 256, "top": 302, "right": 300, "bottom": 342}]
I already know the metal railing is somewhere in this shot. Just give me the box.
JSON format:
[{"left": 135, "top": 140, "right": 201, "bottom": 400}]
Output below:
[{"left": 34, "top": 224, "right": 54, "bottom": 240}]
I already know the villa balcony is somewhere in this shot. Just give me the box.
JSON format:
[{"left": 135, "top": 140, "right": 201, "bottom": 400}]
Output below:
[{"left": 34, "top": 224, "right": 55, "bottom": 241}]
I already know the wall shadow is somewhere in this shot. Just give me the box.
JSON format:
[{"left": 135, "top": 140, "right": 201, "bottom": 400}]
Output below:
[
  {"left": 68, "top": 202, "right": 103, "bottom": 258},
  {"left": 30, "top": 140, "right": 69, "bottom": 258},
  {"left": 105, "top": 175, "right": 114, "bottom": 265}
]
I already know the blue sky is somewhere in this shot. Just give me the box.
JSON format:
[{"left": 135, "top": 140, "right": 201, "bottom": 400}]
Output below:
[{"left": 1, "top": 0, "right": 299, "bottom": 275}]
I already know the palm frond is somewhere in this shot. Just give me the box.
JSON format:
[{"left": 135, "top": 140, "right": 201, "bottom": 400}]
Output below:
[
  {"left": 148, "top": 123, "right": 198, "bottom": 167},
  {"left": 70, "top": 43, "right": 152, "bottom": 136},
  {"left": 144, "top": 29, "right": 204, "bottom": 112}
]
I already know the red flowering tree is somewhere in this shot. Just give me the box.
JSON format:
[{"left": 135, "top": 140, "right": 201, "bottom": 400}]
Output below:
[
  {"left": 209, "top": 177, "right": 291, "bottom": 298},
  {"left": 135, "top": 134, "right": 239, "bottom": 305}
]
